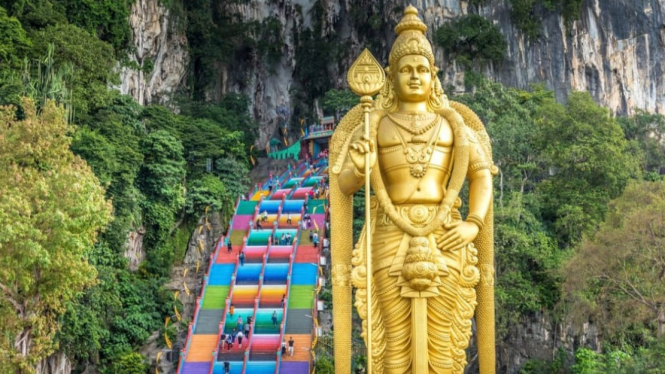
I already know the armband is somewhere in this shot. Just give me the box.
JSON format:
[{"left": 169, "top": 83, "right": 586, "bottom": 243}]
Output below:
[
  {"left": 353, "top": 166, "right": 366, "bottom": 179},
  {"left": 468, "top": 161, "right": 490, "bottom": 175},
  {"left": 466, "top": 213, "right": 484, "bottom": 231}
]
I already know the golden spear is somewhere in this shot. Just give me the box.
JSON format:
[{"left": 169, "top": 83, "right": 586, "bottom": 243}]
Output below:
[{"left": 346, "top": 49, "right": 385, "bottom": 373}]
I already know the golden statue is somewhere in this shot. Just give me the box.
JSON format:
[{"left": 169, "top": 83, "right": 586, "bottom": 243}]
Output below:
[{"left": 329, "top": 6, "right": 497, "bottom": 373}]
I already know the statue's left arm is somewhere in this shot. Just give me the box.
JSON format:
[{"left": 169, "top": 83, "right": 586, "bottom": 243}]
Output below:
[
  {"left": 437, "top": 129, "right": 492, "bottom": 251},
  {"left": 466, "top": 130, "right": 493, "bottom": 225}
]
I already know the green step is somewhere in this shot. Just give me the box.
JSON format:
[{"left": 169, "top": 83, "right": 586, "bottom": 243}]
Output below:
[
  {"left": 288, "top": 285, "right": 316, "bottom": 309},
  {"left": 307, "top": 199, "right": 327, "bottom": 214},
  {"left": 236, "top": 201, "right": 258, "bottom": 215},
  {"left": 202, "top": 286, "right": 230, "bottom": 309}
]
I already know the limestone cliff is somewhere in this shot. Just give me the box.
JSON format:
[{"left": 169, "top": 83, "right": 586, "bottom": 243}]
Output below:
[
  {"left": 468, "top": 0, "right": 665, "bottom": 114},
  {"left": 113, "top": 1, "right": 663, "bottom": 372},
  {"left": 120, "top": 0, "right": 664, "bottom": 140},
  {"left": 119, "top": 0, "right": 188, "bottom": 105}
]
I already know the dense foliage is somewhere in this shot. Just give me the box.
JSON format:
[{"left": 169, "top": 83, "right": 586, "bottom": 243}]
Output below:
[
  {"left": 435, "top": 14, "right": 507, "bottom": 68},
  {"left": 0, "top": 99, "right": 112, "bottom": 372},
  {"left": 0, "top": 0, "right": 664, "bottom": 372},
  {"left": 453, "top": 80, "right": 663, "bottom": 369},
  {"left": 564, "top": 181, "right": 665, "bottom": 341},
  {"left": 0, "top": 2, "right": 254, "bottom": 372},
  {"left": 507, "top": 0, "right": 584, "bottom": 38}
]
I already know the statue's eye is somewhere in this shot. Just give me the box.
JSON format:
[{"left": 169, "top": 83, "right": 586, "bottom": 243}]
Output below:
[{"left": 419, "top": 67, "right": 429, "bottom": 73}]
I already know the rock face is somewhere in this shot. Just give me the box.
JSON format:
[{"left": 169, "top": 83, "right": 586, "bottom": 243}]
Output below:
[
  {"left": 124, "top": 226, "right": 146, "bottom": 271},
  {"left": 468, "top": 0, "right": 665, "bottom": 115},
  {"left": 123, "top": 0, "right": 660, "bottom": 153},
  {"left": 490, "top": 314, "right": 600, "bottom": 373},
  {"left": 119, "top": 0, "right": 664, "bottom": 132},
  {"left": 115, "top": 0, "right": 663, "bottom": 371},
  {"left": 36, "top": 352, "right": 71, "bottom": 374},
  {"left": 118, "top": 0, "right": 188, "bottom": 105}
]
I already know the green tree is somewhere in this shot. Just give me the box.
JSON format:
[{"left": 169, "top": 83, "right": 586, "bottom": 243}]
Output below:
[
  {"left": 0, "top": 99, "right": 112, "bottom": 372},
  {"left": 322, "top": 88, "right": 358, "bottom": 119},
  {"left": 185, "top": 174, "right": 226, "bottom": 216},
  {"left": 435, "top": 14, "right": 506, "bottom": 68},
  {"left": 103, "top": 351, "right": 148, "bottom": 374},
  {"left": 535, "top": 91, "right": 640, "bottom": 246},
  {"left": 293, "top": 27, "right": 334, "bottom": 101},
  {"left": 137, "top": 130, "right": 186, "bottom": 277},
  {"left": 0, "top": 0, "right": 67, "bottom": 30},
  {"left": 181, "top": 0, "right": 254, "bottom": 99},
  {"left": 0, "top": 6, "right": 31, "bottom": 69},
  {"left": 564, "top": 181, "right": 665, "bottom": 340},
  {"left": 214, "top": 157, "right": 251, "bottom": 223},
  {"left": 454, "top": 81, "right": 549, "bottom": 200},
  {"left": 56, "top": 0, "right": 133, "bottom": 51},
  {"left": 179, "top": 93, "right": 258, "bottom": 149},
  {"left": 30, "top": 23, "right": 117, "bottom": 117},
  {"left": 619, "top": 110, "right": 665, "bottom": 177}
]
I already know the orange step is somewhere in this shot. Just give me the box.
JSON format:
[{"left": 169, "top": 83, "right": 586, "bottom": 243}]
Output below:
[
  {"left": 185, "top": 334, "right": 218, "bottom": 362},
  {"left": 281, "top": 334, "right": 312, "bottom": 362}
]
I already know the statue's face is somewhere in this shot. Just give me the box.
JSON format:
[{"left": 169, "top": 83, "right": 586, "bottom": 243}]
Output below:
[{"left": 393, "top": 54, "right": 432, "bottom": 103}]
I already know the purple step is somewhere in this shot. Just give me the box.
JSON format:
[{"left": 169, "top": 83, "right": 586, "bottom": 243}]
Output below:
[
  {"left": 181, "top": 361, "right": 210, "bottom": 374},
  {"left": 279, "top": 361, "right": 309, "bottom": 374}
]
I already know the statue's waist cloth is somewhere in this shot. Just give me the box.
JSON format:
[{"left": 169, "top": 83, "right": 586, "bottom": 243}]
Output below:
[{"left": 364, "top": 203, "right": 480, "bottom": 374}]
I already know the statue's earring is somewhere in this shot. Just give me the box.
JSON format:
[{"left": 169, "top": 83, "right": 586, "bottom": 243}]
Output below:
[
  {"left": 381, "top": 67, "right": 396, "bottom": 110},
  {"left": 428, "top": 74, "right": 449, "bottom": 110}
]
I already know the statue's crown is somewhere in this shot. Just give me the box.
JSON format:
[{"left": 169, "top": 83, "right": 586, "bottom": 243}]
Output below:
[{"left": 389, "top": 6, "right": 435, "bottom": 69}]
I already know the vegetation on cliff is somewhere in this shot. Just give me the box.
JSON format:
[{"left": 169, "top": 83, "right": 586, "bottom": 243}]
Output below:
[
  {"left": 0, "top": 2, "right": 254, "bottom": 372},
  {"left": 0, "top": 0, "right": 664, "bottom": 373}
]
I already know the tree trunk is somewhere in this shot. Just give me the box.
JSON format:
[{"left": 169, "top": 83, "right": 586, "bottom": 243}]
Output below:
[{"left": 658, "top": 306, "right": 665, "bottom": 338}]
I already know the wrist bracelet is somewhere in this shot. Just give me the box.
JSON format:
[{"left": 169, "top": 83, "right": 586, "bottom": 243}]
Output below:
[
  {"left": 353, "top": 167, "right": 366, "bottom": 179},
  {"left": 466, "top": 213, "right": 484, "bottom": 231}
]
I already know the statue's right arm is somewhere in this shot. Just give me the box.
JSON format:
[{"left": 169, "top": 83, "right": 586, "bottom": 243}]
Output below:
[
  {"left": 337, "top": 111, "right": 382, "bottom": 196},
  {"left": 338, "top": 159, "right": 365, "bottom": 195},
  {"left": 337, "top": 125, "right": 366, "bottom": 196}
]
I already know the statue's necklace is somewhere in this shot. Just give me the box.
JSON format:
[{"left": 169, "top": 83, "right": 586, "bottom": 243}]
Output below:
[
  {"left": 390, "top": 116, "right": 442, "bottom": 178},
  {"left": 387, "top": 112, "right": 438, "bottom": 135}
]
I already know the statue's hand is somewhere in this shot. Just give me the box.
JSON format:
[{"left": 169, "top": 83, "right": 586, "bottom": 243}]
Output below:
[
  {"left": 348, "top": 135, "right": 377, "bottom": 175},
  {"left": 436, "top": 221, "right": 479, "bottom": 252}
]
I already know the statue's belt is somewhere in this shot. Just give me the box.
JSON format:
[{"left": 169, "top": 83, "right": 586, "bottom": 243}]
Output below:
[
  {"left": 372, "top": 203, "right": 457, "bottom": 298},
  {"left": 375, "top": 203, "right": 447, "bottom": 227}
]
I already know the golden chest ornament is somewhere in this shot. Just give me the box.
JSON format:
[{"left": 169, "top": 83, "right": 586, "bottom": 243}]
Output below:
[{"left": 387, "top": 113, "right": 442, "bottom": 178}]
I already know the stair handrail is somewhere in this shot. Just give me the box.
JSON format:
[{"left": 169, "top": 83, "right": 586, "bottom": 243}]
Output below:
[
  {"left": 242, "top": 343, "right": 249, "bottom": 373},
  {"left": 176, "top": 322, "right": 193, "bottom": 373},
  {"left": 275, "top": 350, "right": 282, "bottom": 374},
  {"left": 208, "top": 318, "right": 224, "bottom": 374},
  {"left": 244, "top": 296, "right": 260, "bottom": 368},
  {"left": 276, "top": 229, "right": 298, "bottom": 370},
  {"left": 206, "top": 235, "right": 233, "bottom": 374},
  {"left": 177, "top": 232, "right": 226, "bottom": 372}
]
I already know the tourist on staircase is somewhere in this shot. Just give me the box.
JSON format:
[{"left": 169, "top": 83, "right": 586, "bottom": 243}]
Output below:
[
  {"left": 226, "top": 333, "right": 233, "bottom": 351},
  {"left": 237, "top": 330, "right": 245, "bottom": 348},
  {"left": 288, "top": 336, "right": 295, "bottom": 357}
]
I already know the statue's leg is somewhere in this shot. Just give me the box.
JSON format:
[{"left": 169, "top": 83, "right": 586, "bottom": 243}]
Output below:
[
  {"left": 428, "top": 246, "right": 478, "bottom": 374},
  {"left": 427, "top": 278, "right": 458, "bottom": 374},
  {"left": 374, "top": 266, "right": 411, "bottom": 374}
]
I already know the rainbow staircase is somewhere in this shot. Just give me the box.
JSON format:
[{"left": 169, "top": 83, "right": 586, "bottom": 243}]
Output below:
[{"left": 178, "top": 159, "right": 328, "bottom": 374}]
